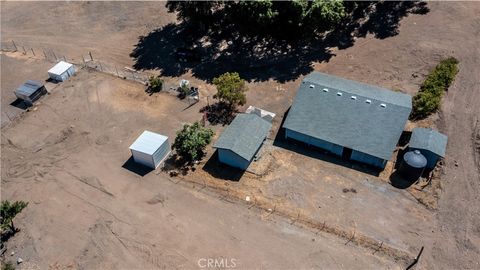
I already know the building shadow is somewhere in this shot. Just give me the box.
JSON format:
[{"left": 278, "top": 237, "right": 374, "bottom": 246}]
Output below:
[
  {"left": 130, "top": 2, "right": 429, "bottom": 83},
  {"left": 202, "top": 151, "right": 245, "bottom": 182},
  {"left": 389, "top": 170, "right": 416, "bottom": 189},
  {"left": 272, "top": 108, "right": 381, "bottom": 177},
  {"left": 122, "top": 156, "right": 153, "bottom": 177},
  {"left": 10, "top": 99, "right": 30, "bottom": 110}
]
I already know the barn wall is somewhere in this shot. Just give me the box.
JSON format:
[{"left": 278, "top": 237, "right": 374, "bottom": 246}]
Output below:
[
  {"left": 410, "top": 148, "right": 438, "bottom": 169},
  {"left": 131, "top": 149, "right": 155, "bottom": 169},
  {"left": 218, "top": 149, "right": 250, "bottom": 170},
  {"left": 350, "top": 150, "right": 387, "bottom": 168},
  {"left": 285, "top": 129, "right": 343, "bottom": 156},
  {"left": 152, "top": 140, "right": 170, "bottom": 168}
]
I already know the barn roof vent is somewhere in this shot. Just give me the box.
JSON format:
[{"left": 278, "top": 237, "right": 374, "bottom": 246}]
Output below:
[
  {"left": 365, "top": 99, "right": 372, "bottom": 104},
  {"left": 323, "top": 88, "right": 329, "bottom": 92},
  {"left": 309, "top": 84, "right": 315, "bottom": 88},
  {"left": 380, "top": 103, "right": 387, "bottom": 108},
  {"left": 351, "top": 96, "right": 357, "bottom": 100},
  {"left": 337, "top": 92, "right": 343, "bottom": 96}
]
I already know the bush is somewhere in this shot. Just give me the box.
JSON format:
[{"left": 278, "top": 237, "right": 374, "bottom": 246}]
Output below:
[
  {"left": 172, "top": 122, "right": 214, "bottom": 162},
  {"left": 410, "top": 57, "right": 458, "bottom": 120},
  {"left": 147, "top": 76, "right": 163, "bottom": 93},
  {"left": 1, "top": 261, "right": 15, "bottom": 270}
]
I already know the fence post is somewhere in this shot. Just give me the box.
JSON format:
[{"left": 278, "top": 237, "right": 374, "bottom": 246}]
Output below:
[
  {"left": 22, "top": 46, "right": 26, "bottom": 55},
  {"left": 63, "top": 56, "right": 66, "bottom": 61},
  {"left": 31, "top": 48, "right": 35, "bottom": 56},
  {"left": 12, "top": 40, "right": 17, "bottom": 51},
  {"left": 43, "top": 49, "right": 47, "bottom": 59},
  {"left": 115, "top": 66, "right": 119, "bottom": 77},
  {"left": 82, "top": 56, "right": 86, "bottom": 67},
  {"left": 89, "top": 51, "right": 93, "bottom": 61},
  {"left": 52, "top": 50, "right": 58, "bottom": 61},
  {"left": 99, "top": 62, "right": 103, "bottom": 71}
]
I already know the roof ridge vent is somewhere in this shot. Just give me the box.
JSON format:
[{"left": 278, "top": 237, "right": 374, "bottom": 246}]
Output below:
[
  {"left": 309, "top": 84, "right": 315, "bottom": 88},
  {"left": 351, "top": 96, "right": 357, "bottom": 100},
  {"left": 380, "top": 103, "right": 387, "bottom": 108},
  {"left": 336, "top": 92, "right": 343, "bottom": 96},
  {"left": 365, "top": 99, "right": 372, "bottom": 104},
  {"left": 322, "top": 88, "right": 329, "bottom": 92}
]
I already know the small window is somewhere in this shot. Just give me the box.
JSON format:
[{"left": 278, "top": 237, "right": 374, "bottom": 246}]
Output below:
[
  {"left": 309, "top": 84, "right": 315, "bottom": 88},
  {"left": 337, "top": 92, "right": 343, "bottom": 96},
  {"left": 351, "top": 96, "right": 357, "bottom": 100},
  {"left": 380, "top": 103, "right": 387, "bottom": 108},
  {"left": 365, "top": 99, "right": 372, "bottom": 104},
  {"left": 323, "top": 88, "right": 329, "bottom": 92}
]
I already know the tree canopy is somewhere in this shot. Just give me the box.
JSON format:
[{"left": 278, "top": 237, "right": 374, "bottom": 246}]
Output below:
[
  {"left": 172, "top": 122, "right": 214, "bottom": 162},
  {"left": 1, "top": 200, "right": 28, "bottom": 232},
  {"left": 166, "top": 0, "right": 346, "bottom": 38},
  {"left": 213, "top": 72, "right": 248, "bottom": 108}
]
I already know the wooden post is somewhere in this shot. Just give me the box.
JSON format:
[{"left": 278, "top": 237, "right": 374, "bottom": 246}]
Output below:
[
  {"left": 31, "top": 48, "right": 35, "bottom": 56},
  {"left": 43, "top": 49, "right": 47, "bottom": 59},
  {"left": 22, "top": 46, "right": 26, "bottom": 54},
  {"left": 12, "top": 40, "right": 17, "bottom": 51},
  {"left": 63, "top": 56, "right": 66, "bottom": 61},
  {"left": 89, "top": 51, "right": 93, "bottom": 61},
  {"left": 82, "top": 56, "right": 86, "bottom": 67},
  {"left": 99, "top": 62, "right": 103, "bottom": 71},
  {"left": 115, "top": 66, "right": 119, "bottom": 77},
  {"left": 52, "top": 50, "right": 58, "bottom": 61}
]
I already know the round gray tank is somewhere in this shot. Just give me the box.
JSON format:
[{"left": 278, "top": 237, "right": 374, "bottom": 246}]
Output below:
[{"left": 399, "top": 150, "right": 427, "bottom": 181}]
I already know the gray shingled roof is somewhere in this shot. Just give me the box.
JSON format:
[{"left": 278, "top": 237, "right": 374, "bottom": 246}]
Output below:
[
  {"left": 213, "top": 113, "right": 272, "bottom": 161},
  {"left": 283, "top": 72, "right": 412, "bottom": 160},
  {"left": 15, "top": 80, "right": 44, "bottom": 97},
  {"left": 409, "top": 128, "right": 447, "bottom": 157}
]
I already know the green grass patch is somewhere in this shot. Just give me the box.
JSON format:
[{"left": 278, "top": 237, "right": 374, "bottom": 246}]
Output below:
[{"left": 410, "top": 57, "right": 459, "bottom": 120}]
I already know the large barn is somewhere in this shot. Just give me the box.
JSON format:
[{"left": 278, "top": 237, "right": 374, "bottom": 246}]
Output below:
[{"left": 283, "top": 72, "right": 412, "bottom": 169}]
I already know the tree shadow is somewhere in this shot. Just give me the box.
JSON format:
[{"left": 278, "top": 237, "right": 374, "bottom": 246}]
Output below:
[
  {"left": 199, "top": 102, "right": 236, "bottom": 126},
  {"left": 130, "top": 1, "right": 429, "bottom": 83}
]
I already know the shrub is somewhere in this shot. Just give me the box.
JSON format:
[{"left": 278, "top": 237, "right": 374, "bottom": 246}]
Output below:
[
  {"left": 172, "top": 122, "right": 214, "bottom": 162},
  {"left": 410, "top": 57, "right": 458, "bottom": 120},
  {"left": 148, "top": 76, "right": 163, "bottom": 93}
]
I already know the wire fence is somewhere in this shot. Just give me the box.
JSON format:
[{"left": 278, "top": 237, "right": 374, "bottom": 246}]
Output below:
[{"left": 1, "top": 40, "right": 150, "bottom": 85}]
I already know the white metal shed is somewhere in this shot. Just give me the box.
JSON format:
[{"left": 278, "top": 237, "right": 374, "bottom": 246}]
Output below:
[
  {"left": 48, "top": 61, "right": 75, "bottom": 82},
  {"left": 129, "top": 131, "right": 170, "bottom": 169}
]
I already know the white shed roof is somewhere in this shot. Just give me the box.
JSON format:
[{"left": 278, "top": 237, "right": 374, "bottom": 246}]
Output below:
[
  {"left": 129, "top": 130, "right": 168, "bottom": 155},
  {"left": 48, "top": 61, "right": 73, "bottom": 75}
]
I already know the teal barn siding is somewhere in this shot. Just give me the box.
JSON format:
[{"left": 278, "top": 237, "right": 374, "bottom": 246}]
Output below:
[
  {"left": 218, "top": 149, "right": 250, "bottom": 170},
  {"left": 285, "top": 128, "right": 343, "bottom": 156}
]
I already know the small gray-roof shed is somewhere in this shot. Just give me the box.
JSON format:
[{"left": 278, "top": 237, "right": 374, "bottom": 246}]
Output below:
[
  {"left": 15, "top": 80, "right": 44, "bottom": 97},
  {"left": 409, "top": 128, "right": 447, "bottom": 157},
  {"left": 214, "top": 113, "right": 272, "bottom": 161}
]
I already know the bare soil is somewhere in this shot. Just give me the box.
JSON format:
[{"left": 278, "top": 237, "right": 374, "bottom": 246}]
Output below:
[
  {"left": 2, "top": 1, "right": 480, "bottom": 269},
  {"left": 1, "top": 63, "right": 397, "bottom": 269}
]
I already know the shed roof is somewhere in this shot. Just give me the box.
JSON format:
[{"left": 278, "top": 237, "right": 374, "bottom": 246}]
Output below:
[
  {"left": 214, "top": 113, "right": 272, "bottom": 161},
  {"left": 129, "top": 130, "right": 168, "bottom": 155},
  {"left": 48, "top": 61, "right": 73, "bottom": 75},
  {"left": 15, "top": 80, "right": 44, "bottom": 97},
  {"left": 283, "top": 72, "right": 412, "bottom": 160},
  {"left": 409, "top": 128, "right": 447, "bottom": 157}
]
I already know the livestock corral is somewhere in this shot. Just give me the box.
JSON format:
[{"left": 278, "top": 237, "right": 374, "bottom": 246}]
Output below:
[{"left": 1, "top": 2, "right": 479, "bottom": 269}]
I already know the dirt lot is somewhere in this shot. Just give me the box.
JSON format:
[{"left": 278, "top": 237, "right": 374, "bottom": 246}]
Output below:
[
  {"left": 1, "top": 60, "right": 398, "bottom": 269},
  {"left": 2, "top": 1, "right": 480, "bottom": 269}
]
